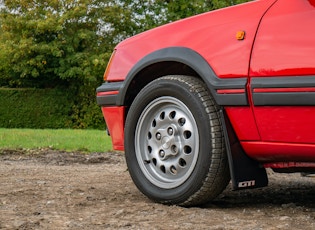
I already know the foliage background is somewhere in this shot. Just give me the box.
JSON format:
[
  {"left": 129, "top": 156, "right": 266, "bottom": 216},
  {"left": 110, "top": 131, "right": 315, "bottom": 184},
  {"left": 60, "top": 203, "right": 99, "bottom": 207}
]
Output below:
[
  {"left": 0, "top": 88, "right": 73, "bottom": 129},
  {"left": 0, "top": 0, "right": 250, "bottom": 129}
]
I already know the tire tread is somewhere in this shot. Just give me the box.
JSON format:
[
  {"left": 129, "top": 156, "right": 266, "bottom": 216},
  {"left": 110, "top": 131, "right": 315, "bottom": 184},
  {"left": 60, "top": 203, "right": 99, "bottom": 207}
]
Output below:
[{"left": 161, "top": 76, "right": 230, "bottom": 207}]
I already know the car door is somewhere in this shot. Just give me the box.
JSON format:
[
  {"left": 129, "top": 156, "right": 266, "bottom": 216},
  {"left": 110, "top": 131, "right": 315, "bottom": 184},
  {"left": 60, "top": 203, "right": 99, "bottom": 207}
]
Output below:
[{"left": 249, "top": 0, "right": 315, "bottom": 144}]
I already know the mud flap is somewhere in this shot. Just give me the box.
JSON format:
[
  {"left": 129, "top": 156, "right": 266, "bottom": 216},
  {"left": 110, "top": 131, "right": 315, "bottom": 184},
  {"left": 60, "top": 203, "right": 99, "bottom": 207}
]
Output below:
[{"left": 220, "top": 110, "right": 268, "bottom": 190}]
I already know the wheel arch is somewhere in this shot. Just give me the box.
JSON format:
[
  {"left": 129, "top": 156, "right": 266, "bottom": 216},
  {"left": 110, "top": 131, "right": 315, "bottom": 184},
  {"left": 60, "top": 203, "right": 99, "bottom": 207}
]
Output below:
[
  {"left": 118, "top": 47, "right": 270, "bottom": 192},
  {"left": 117, "top": 47, "right": 248, "bottom": 109},
  {"left": 118, "top": 47, "right": 269, "bottom": 191},
  {"left": 121, "top": 60, "right": 199, "bottom": 109}
]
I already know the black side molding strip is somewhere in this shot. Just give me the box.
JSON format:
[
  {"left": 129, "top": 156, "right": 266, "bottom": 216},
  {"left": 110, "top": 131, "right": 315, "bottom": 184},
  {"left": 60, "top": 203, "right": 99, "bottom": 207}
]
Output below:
[{"left": 252, "top": 76, "right": 315, "bottom": 106}]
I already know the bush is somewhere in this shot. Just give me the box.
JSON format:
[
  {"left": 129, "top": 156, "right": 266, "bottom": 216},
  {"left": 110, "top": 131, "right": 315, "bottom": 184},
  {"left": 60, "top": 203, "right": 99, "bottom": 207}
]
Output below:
[{"left": 0, "top": 88, "right": 105, "bottom": 129}]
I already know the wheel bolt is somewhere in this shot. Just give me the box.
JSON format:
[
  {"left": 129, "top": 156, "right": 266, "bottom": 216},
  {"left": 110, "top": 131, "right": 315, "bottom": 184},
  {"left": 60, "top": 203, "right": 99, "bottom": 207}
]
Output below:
[
  {"left": 167, "top": 127, "right": 173, "bottom": 136},
  {"left": 156, "top": 133, "right": 161, "bottom": 140},
  {"left": 171, "top": 145, "right": 178, "bottom": 154},
  {"left": 159, "top": 150, "right": 165, "bottom": 158}
]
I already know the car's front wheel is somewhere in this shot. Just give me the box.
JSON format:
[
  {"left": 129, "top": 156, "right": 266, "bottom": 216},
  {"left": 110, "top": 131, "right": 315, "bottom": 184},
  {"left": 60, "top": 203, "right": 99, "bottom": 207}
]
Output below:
[{"left": 124, "top": 75, "right": 230, "bottom": 206}]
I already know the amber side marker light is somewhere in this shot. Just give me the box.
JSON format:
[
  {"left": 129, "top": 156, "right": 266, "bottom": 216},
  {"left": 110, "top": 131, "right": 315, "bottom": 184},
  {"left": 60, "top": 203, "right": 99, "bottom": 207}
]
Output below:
[
  {"left": 103, "top": 50, "right": 117, "bottom": 81},
  {"left": 236, "top": 31, "right": 246, "bottom": 40}
]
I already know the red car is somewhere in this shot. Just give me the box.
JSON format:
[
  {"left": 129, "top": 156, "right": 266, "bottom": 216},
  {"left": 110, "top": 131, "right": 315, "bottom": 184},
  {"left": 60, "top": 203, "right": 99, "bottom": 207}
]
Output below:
[{"left": 97, "top": 0, "right": 315, "bottom": 206}]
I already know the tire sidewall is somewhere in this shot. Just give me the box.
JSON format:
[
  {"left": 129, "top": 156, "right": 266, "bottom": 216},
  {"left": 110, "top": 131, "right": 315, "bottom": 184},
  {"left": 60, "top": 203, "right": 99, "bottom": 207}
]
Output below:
[{"left": 125, "top": 77, "right": 215, "bottom": 204}]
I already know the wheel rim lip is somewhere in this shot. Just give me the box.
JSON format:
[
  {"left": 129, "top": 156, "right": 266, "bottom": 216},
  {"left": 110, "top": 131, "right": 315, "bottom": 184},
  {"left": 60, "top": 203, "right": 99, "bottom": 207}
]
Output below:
[{"left": 135, "top": 96, "right": 199, "bottom": 189}]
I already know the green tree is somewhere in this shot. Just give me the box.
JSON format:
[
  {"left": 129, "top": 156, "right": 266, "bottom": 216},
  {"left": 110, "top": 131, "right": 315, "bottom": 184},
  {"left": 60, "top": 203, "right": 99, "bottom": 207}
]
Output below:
[
  {"left": 0, "top": 0, "right": 140, "bottom": 128},
  {"left": 0, "top": 0, "right": 137, "bottom": 88}
]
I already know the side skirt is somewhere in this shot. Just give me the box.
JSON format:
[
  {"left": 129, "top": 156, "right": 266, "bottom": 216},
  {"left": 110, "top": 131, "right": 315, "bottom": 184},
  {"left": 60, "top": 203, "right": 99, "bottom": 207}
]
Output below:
[{"left": 219, "top": 109, "right": 268, "bottom": 190}]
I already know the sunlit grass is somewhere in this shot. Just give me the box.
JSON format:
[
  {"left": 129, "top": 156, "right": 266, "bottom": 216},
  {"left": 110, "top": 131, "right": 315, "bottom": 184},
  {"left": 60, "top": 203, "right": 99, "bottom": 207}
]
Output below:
[{"left": 0, "top": 128, "right": 113, "bottom": 153}]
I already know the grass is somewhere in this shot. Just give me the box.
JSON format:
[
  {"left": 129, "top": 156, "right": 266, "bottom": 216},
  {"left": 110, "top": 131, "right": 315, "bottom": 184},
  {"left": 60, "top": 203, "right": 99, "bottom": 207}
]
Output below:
[{"left": 0, "top": 128, "right": 113, "bottom": 153}]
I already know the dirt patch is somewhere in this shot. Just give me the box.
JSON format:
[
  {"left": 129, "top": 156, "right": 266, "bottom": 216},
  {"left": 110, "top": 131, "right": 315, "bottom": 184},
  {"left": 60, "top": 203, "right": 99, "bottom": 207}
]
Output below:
[{"left": 1, "top": 148, "right": 315, "bottom": 229}]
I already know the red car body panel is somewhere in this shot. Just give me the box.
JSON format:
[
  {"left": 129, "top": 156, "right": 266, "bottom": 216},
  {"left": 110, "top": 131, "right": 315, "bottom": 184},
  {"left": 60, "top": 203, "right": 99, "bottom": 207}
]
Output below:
[
  {"left": 101, "top": 106, "right": 125, "bottom": 151},
  {"left": 106, "top": 0, "right": 277, "bottom": 81},
  {"left": 247, "top": 0, "right": 315, "bottom": 161},
  {"left": 243, "top": 141, "right": 315, "bottom": 162},
  {"left": 225, "top": 107, "right": 261, "bottom": 141},
  {"left": 250, "top": 0, "right": 315, "bottom": 77},
  {"left": 97, "top": 0, "right": 315, "bottom": 171}
]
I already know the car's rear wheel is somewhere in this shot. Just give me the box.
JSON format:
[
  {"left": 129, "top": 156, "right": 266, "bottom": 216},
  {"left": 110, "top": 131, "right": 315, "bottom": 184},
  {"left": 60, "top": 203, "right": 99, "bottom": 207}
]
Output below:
[{"left": 124, "top": 75, "right": 230, "bottom": 206}]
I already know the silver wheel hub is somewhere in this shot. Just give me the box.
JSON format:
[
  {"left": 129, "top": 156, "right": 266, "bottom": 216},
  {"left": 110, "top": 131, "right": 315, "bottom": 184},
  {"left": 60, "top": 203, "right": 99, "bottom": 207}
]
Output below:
[{"left": 135, "top": 96, "right": 199, "bottom": 189}]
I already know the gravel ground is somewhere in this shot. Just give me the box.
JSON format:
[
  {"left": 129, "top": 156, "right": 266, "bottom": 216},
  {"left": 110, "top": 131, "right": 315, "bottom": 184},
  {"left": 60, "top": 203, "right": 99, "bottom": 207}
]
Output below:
[{"left": 0, "top": 148, "right": 315, "bottom": 229}]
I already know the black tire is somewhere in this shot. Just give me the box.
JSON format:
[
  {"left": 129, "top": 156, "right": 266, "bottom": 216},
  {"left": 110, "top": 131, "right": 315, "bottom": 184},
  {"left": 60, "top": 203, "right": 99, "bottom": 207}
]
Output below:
[{"left": 124, "top": 75, "right": 230, "bottom": 206}]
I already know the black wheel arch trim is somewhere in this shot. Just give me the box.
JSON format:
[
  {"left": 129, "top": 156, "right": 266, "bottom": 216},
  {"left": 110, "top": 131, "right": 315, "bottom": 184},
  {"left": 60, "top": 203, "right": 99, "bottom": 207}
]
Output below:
[
  {"left": 116, "top": 47, "right": 249, "bottom": 106},
  {"left": 252, "top": 76, "right": 315, "bottom": 106}
]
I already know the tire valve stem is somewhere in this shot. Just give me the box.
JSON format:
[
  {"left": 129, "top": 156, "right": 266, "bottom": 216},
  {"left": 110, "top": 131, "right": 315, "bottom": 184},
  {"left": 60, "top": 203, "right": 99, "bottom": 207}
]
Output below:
[
  {"left": 144, "top": 160, "right": 151, "bottom": 164},
  {"left": 170, "top": 166, "right": 177, "bottom": 175}
]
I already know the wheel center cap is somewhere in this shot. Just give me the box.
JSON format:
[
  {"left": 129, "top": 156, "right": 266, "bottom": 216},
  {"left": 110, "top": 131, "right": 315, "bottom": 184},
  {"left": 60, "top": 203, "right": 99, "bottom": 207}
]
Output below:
[{"left": 162, "top": 136, "right": 171, "bottom": 149}]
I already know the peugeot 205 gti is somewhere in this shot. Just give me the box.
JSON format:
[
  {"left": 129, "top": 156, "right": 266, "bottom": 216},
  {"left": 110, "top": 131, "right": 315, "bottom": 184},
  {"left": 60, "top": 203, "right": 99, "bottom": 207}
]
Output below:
[{"left": 97, "top": 0, "right": 315, "bottom": 206}]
